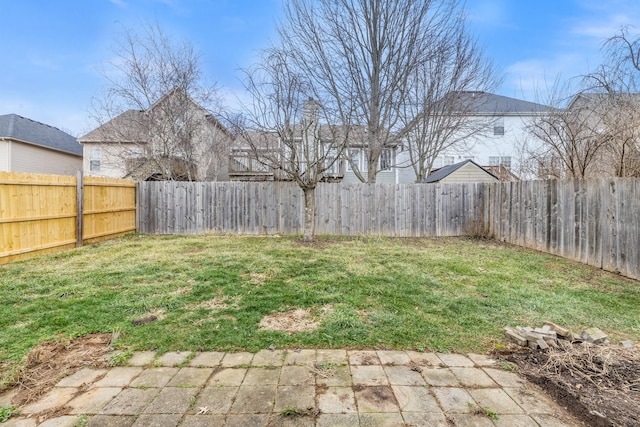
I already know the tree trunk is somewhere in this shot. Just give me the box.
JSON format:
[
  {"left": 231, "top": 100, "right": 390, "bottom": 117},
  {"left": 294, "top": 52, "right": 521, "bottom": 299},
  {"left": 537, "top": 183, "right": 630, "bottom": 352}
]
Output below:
[
  {"left": 303, "top": 187, "right": 316, "bottom": 242},
  {"left": 367, "top": 151, "right": 378, "bottom": 184}
]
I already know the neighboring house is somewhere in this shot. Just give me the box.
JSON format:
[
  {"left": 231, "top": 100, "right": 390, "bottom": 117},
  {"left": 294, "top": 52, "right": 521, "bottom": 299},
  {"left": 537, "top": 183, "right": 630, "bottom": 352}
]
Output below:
[
  {"left": 0, "top": 114, "right": 82, "bottom": 176},
  {"left": 422, "top": 159, "right": 498, "bottom": 184},
  {"left": 397, "top": 92, "right": 552, "bottom": 183},
  {"left": 79, "top": 89, "right": 234, "bottom": 181}
]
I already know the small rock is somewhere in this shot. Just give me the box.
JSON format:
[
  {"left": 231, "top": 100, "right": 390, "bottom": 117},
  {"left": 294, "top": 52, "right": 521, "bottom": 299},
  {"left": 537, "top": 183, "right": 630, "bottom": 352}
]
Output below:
[
  {"left": 621, "top": 340, "right": 634, "bottom": 349},
  {"left": 537, "top": 338, "right": 549, "bottom": 350},
  {"left": 569, "top": 333, "right": 583, "bottom": 343},
  {"left": 268, "top": 344, "right": 276, "bottom": 351},
  {"left": 582, "top": 328, "right": 608, "bottom": 344}
]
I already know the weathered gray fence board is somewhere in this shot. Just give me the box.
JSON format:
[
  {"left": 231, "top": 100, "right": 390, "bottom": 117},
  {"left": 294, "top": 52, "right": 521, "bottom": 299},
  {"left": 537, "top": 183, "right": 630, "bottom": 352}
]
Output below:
[{"left": 138, "top": 179, "right": 640, "bottom": 280}]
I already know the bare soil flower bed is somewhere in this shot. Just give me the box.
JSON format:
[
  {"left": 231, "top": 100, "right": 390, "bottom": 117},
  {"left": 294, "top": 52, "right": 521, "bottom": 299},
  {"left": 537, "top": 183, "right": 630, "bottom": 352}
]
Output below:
[{"left": 505, "top": 344, "right": 640, "bottom": 427}]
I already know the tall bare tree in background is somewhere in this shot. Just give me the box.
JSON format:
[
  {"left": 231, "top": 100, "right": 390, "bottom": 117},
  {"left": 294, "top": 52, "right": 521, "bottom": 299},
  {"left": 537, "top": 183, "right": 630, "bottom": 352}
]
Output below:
[
  {"left": 88, "top": 22, "right": 229, "bottom": 181},
  {"left": 237, "top": 49, "right": 350, "bottom": 242},
  {"left": 277, "top": 0, "right": 480, "bottom": 183},
  {"left": 522, "top": 78, "right": 609, "bottom": 179},
  {"left": 399, "top": 12, "right": 499, "bottom": 182},
  {"left": 581, "top": 27, "right": 640, "bottom": 177}
]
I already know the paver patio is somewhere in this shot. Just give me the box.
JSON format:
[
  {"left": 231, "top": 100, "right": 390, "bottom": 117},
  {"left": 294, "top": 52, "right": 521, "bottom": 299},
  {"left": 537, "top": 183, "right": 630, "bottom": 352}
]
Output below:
[{"left": 1, "top": 350, "right": 583, "bottom": 426}]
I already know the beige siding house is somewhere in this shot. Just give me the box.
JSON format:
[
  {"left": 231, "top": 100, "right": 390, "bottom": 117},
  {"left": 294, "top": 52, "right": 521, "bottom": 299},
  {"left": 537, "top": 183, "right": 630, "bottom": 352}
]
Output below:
[
  {"left": 0, "top": 114, "right": 82, "bottom": 175},
  {"left": 423, "top": 159, "right": 498, "bottom": 184},
  {"left": 79, "top": 89, "right": 233, "bottom": 181}
]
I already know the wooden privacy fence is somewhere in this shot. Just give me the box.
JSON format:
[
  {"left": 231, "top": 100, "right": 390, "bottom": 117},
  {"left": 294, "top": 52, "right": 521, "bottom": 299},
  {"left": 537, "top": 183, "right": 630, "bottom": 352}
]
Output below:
[
  {"left": 138, "top": 179, "right": 639, "bottom": 280},
  {"left": 136, "top": 181, "right": 487, "bottom": 237},
  {"left": 0, "top": 171, "right": 136, "bottom": 264}
]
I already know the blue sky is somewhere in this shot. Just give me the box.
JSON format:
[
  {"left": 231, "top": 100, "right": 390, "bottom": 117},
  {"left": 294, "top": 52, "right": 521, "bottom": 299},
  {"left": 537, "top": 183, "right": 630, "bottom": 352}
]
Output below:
[{"left": 2, "top": 0, "right": 640, "bottom": 136}]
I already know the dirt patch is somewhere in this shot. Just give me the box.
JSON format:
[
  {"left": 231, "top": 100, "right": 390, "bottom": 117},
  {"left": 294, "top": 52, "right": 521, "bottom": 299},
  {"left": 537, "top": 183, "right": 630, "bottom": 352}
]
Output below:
[
  {"left": 504, "top": 343, "right": 640, "bottom": 427},
  {"left": 259, "top": 306, "right": 333, "bottom": 334},
  {"left": 8, "top": 334, "right": 111, "bottom": 407}
]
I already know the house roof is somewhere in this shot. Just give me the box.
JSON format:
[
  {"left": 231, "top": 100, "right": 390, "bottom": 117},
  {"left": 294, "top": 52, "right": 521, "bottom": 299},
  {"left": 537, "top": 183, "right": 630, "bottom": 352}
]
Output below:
[
  {"left": 422, "top": 159, "right": 498, "bottom": 183},
  {"left": 0, "top": 113, "right": 82, "bottom": 156},
  {"left": 447, "top": 91, "right": 552, "bottom": 114}
]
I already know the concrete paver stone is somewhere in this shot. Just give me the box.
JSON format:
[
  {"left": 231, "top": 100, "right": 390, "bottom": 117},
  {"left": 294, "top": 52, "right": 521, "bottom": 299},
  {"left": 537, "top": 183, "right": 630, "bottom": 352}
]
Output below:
[
  {"left": 273, "top": 385, "right": 315, "bottom": 412},
  {"left": 503, "top": 386, "right": 563, "bottom": 414},
  {"left": 37, "top": 416, "right": 81, "bottom": 427},
  {"left": 143, "top": 387, "right": 199, "bottom": 414},
  {"left": 353, "top": 385, "right": 399, "bottom": 413},
  {"left": 252, "top": 349, "right": 285, "bottom": 367},
  {"left": 130, "top": 367, "right": 179, "bottom": 388},
  {"left": 178, "top": 415, "right": 226, "bottom": 427},
  {"left": 20, "top": 388, "right": 78, "bottom": 414},
  {"left": 383, "top": 365, "right": 426, "bottom": 386},
  {"left": 467, "top": 353, "right": 498, "bottom": 367},
  {"left": 229, "top": 385, "right": 277, "bottom": 414},
  {"left": 100, "top": 388, "right": 158, "bottom": 415},
  {"left": 207, "top": 368, "right": 247, "bottom": 386},
  {"left": 220, "top": 352, "right": 254, "bottom": 367},
  {"left": 348, "top": 350, "right": 380, "bottom": 366},
  {"left": 283, "top": 350, "right": 316, "bottom": 366},
  {"left": 421, "top": 368, "right": 460, "bottom": 387},
  {"left": 224, "top": 414, "right": 269, "bottom": 427},
  {"left": 191, "top": 386, "right": 238, "bottom": 414},
  {"left": 316, "top": 413, "right": 359, "bottom": 427},
  {"left": 483, "top": 367, "right": 526, "bottom": 388},
  {"left": 432, "top": 387, "right": 476, "bottom": 413},
  {"left": 126, "top": 352, "right": 156, "bottom": 367},
  {"left": 376, "top": 351, "right": 411, "bottom": 365},
  {"left": 3, "top": 420, "right": 36, "bottom": 427},
  {"left": 188, "top": 352, "right": 224, "bottom": 367},
  {"left": 243, "top": 367, "right": 281, "bottom": 385},
  {"left": 401, "top": 412, "right": 450, "bottom": 427},
  {"left": 436, "top": 353, "right": 475, "bottom": 367},
  {"left": 391, "top": 385, "right": 440, "bottom": 412},
  {"left": 67, "top": 387, "right": 122, "bottom": 415},
  {"left": 86, "top": 414, "right": 136, "bottom": 426},
  {"left": 279, "top": 365, "right": 314, "bottom": 386},
  {"left": 447, "top": 413, "right": 496, "bottom": 427},
  {"left": 315, "top": 365, "right": 351, "bottom": 387},
  {"left": 315, "top": 350, "right": 347, "bottom": 365},
  {"left": 351, "top": 365, "right": 387, "bottom": 386},
  {"left": 55, "top": 368, "right": 107, "bottom": 388},
  {"left": 166, "top": 367, "right": 213, "bottom": 387},
  {"left": 131, "top": 414, "right": 182, "bottom": 427},
  {"left": 358, "top": 412, "right": 405, "bottom": 426},
  {"left": 450, "top": 367, "right": 498, "bottom": 388},
  {"left": 92, "top": 367, "right": 142, "bottom": 388},
  {"left": 468, "top": 388, "right": 525, "bottom": 415},
  {"left": 531, "top": 414, "right": 579, "bottom": 427},
  {"left": 316, "top": 386, "right": 357, "bottom": 414},
  {"left": 156, "top": 352, "right": 191, "bottom": 367},
  {"left": 495, "top": 414, "right": 540, "bottom": 427},
  {"left": 405, "top": 351, "right": 442, "bottom": 368}
]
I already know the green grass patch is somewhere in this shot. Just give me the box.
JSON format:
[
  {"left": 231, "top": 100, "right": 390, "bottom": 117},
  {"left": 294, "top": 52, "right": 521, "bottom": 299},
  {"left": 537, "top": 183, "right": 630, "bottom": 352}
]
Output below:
[{"left": 1, "top": 234, "right": 639, "bottom": 390}]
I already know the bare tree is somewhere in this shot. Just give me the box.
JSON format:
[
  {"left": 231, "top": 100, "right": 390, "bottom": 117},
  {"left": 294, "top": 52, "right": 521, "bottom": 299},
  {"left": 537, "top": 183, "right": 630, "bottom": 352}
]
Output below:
[
  {"left": 276, "top": 0, "right": 470, "bottom": 183},
  {"left": 522, "top": 80, "right": 609, "bottom": 179},
  {"left": 399, "top": 13, "right": 499, "bottom": 182},
  {"left": 581, "top": 28, "right": 640, "bottom": 177},
  {"left": 87, "top": 22, "right": 230, "bottom": 181},
  {"left": 237, "top": 49, "right": 349, "bottom": 242}
]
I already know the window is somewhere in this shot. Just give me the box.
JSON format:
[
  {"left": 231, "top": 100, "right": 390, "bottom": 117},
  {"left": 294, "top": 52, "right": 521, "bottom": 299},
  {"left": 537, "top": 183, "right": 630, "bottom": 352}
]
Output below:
[
  {"left": 380, "top": 149, "right": 392, "bottom": 171},
  {"left": 489, "top": 156, "right": 511, "bottom": 168},
  {"left": 325, "top": 155, "right": 339, "bottom": 174},
  {"left": 433, "top": 157, "right": 443, "bottom": 169},
  {"left": 90, "top": 148, "right": 101, "bottom": 172},
  {"left": 443, "top": 156, "right": 455, "bottom": 166},
  {"left": 347, "top": 149, "right": 360, "bottom": 172},
  {"left": 493, "top": 118, "right": 505, "bottom": 136}
]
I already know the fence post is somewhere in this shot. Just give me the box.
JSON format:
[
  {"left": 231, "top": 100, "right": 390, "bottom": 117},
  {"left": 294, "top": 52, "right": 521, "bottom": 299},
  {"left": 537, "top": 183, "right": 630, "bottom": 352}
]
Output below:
[{"left": 76, "top": 170, "right": 84, "bottom": 247}]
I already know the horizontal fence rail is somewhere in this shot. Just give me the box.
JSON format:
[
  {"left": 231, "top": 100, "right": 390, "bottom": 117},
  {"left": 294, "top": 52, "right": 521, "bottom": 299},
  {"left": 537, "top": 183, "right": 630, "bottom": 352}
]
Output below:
[
  {"left": 138, "top": 179, "right": 639, "bottom": 281},
  {"left": 0, "top": 172, "right": 136, "bottom": 264}
]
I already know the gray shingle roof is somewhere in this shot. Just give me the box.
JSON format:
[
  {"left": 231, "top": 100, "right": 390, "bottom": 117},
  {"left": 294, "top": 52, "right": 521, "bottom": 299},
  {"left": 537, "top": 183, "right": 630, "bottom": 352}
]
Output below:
[
  {"left": 0, "top": 114, "right": 82, "bottom": 156},
  {"left": 422, "top": 159, "right": 497, "bottom": 183},
  {"left": 448, "top": 91, "right": 552, "bottom": 114}
]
